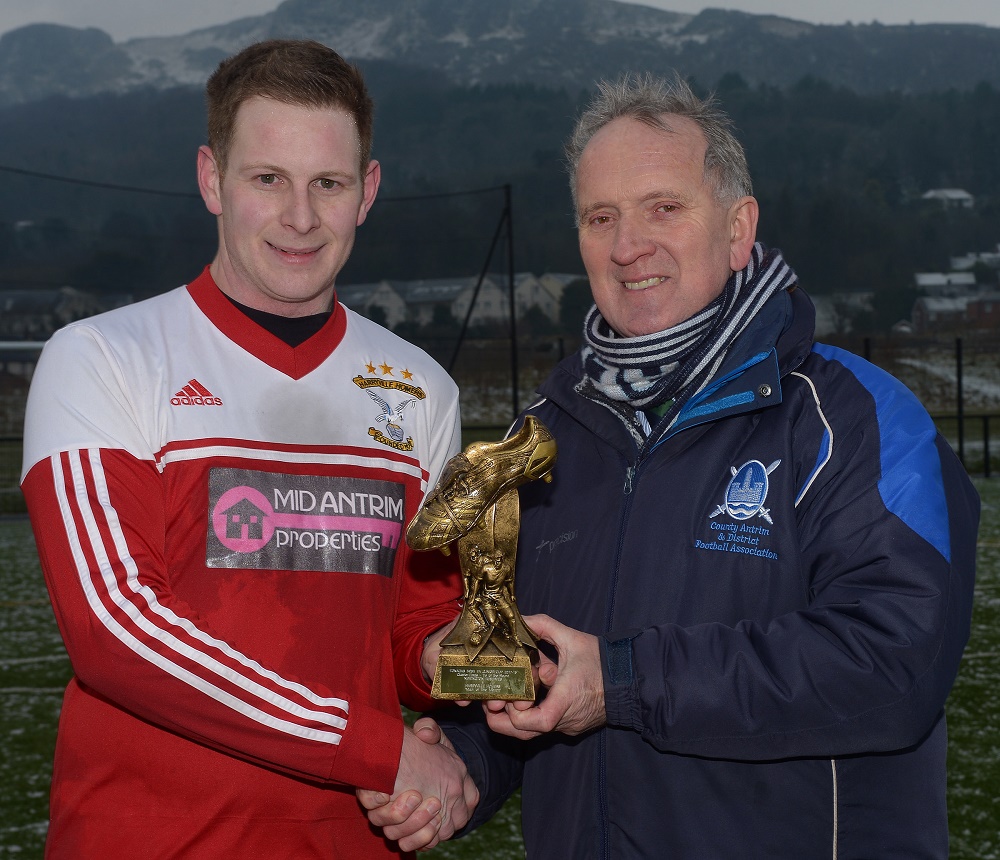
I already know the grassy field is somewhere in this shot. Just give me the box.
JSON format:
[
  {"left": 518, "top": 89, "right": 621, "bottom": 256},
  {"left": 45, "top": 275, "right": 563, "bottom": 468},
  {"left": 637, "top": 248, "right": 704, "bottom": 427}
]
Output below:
[{"left": 2, "top": 477, "right": 999, "bottom": 858}]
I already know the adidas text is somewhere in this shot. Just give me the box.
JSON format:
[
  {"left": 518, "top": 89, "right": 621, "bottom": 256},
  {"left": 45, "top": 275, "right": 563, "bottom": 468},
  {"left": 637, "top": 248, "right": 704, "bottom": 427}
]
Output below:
[{"left": 171, "top": 395, "right": 223, "bottom": 406}]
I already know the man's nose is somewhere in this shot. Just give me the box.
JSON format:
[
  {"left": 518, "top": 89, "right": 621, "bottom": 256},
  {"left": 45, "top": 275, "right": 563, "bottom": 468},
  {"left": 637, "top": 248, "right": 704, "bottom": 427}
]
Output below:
[
  {"left": 609, "top": 215, "right": 656, "bottom": 266},
  {"left": 282, "top": 187, "right": 321, "bottom": 233}
]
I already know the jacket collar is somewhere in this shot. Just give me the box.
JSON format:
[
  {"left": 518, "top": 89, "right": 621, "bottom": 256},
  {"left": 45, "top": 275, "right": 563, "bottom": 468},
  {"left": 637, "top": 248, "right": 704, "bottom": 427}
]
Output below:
[
  {"left": 663, "top": 286, "right": 814, "bottom": 438},
  {"left": 535, "top": 287, "right": 815, "bottom": 451}
]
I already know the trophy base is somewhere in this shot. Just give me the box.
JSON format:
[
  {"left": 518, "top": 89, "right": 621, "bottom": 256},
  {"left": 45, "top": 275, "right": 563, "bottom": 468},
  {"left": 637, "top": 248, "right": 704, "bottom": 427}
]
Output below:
[{"left": 431, "top": 648, "right": 535, "bottom": 701}]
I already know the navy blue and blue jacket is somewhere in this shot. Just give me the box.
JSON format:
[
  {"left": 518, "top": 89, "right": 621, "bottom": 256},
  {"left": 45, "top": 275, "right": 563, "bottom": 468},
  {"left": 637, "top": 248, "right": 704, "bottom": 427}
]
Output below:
[{"left": 442, "top": 286, "right": 979, "bottom": 859}]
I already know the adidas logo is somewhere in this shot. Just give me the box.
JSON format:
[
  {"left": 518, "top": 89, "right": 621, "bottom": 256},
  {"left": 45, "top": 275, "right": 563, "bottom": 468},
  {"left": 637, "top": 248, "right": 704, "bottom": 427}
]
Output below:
[{"left": 171, "top": 379, "right": 223, "bottom": 407}]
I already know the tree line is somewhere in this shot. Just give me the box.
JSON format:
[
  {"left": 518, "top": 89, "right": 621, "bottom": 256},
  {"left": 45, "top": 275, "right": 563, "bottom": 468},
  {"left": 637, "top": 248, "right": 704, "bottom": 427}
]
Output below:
[{"left": 0, "top": 65, "right": 998, "bottom": 334}]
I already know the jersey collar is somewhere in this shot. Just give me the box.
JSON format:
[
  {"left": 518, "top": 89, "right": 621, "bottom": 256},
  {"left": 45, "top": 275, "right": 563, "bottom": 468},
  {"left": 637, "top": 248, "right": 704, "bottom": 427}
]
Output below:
[{"left": 186, "top": 266, "right": 347, "bottom": 380}]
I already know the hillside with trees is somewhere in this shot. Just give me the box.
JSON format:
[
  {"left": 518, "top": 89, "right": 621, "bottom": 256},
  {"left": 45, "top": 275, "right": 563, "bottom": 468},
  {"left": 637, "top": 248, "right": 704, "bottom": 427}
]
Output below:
[{"left": 1, "top": 65, "right": 998, "bottom": 335}]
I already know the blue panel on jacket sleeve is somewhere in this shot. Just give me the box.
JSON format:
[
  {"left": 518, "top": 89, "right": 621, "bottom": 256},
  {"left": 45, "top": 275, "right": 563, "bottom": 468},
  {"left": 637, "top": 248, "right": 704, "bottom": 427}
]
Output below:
[{"left": 812, "top": 343, "right": 951, "bottom": 562}]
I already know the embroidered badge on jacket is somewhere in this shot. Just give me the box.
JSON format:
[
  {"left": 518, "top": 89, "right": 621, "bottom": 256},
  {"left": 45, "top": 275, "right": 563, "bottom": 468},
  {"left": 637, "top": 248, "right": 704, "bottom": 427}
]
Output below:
[{"left": 710, "top": 459, "right": 781, "bottom": 525}]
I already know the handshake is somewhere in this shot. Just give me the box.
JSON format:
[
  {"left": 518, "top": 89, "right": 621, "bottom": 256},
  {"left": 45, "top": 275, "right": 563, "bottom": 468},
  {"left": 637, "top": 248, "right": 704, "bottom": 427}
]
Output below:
[
  {"left": 357, "top": 715, "right": 475, "bottom": 853},
  {"left": 357, "top": 613, "right": 606, "bottom": 852}
]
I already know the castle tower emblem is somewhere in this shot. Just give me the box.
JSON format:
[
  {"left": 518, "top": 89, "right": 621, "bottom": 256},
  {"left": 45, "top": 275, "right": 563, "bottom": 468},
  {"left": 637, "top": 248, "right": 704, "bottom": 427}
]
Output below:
[{"left": 711, "top": 459, "right": 781, "bottom": 524}]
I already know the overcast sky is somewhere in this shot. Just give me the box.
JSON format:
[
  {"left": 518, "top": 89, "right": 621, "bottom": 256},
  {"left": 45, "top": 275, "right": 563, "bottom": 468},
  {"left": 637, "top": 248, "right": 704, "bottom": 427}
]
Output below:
[{"left": 1, "top": 0, "right": 998, "bottom": 42}]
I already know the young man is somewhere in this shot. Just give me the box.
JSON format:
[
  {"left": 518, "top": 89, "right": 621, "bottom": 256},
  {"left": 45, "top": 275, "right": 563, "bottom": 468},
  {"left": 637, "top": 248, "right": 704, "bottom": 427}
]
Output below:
[
  {"left": 366, "top": 73, "right": 979, "bottom": 859},
  {"left": 21, "top": 40, "right": 475, "bottom": 858}
]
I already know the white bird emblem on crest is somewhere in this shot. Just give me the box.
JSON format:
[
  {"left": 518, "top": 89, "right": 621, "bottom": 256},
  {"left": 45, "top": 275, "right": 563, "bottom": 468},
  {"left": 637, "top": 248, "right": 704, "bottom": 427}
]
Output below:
[{"left": 367, "top": 390, "right": 417, "bottom": 442}]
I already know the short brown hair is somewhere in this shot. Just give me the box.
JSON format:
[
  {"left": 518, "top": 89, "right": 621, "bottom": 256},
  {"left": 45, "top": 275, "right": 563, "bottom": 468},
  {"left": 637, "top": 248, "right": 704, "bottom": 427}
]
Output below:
[{"left": 205, "top": 39, "right": 374, "bottom": 176}]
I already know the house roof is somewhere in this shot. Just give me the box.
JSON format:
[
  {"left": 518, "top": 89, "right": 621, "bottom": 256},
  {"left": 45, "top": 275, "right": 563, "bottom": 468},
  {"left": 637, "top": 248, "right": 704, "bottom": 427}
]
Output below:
[
  {"left": 914, "top": 272, "right": 976, "bottom": 287},
  {"left": 914, "top": 296, "right": 972, "bottom": 312},
  {"left": 921, "top": 188, "right": 974, "bottom": 200}
]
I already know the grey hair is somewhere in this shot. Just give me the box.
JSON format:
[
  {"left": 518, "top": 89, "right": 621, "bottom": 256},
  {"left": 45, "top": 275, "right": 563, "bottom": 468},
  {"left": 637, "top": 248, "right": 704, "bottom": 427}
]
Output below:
[{"left": 565, "top": 71, "right": 753, "bottom": 211}]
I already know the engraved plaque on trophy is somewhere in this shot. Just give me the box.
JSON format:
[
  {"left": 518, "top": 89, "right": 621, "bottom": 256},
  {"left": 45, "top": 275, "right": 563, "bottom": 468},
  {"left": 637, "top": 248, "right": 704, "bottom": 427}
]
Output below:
[{"left": 406, "top": 416, "right": 557, "bottom": 700}]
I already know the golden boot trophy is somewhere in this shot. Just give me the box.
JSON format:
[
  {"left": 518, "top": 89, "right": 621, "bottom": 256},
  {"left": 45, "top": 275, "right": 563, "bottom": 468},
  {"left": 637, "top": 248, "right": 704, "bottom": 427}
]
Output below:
[{"left": 407, "top": 415, "right": 557, "bottom": 700}]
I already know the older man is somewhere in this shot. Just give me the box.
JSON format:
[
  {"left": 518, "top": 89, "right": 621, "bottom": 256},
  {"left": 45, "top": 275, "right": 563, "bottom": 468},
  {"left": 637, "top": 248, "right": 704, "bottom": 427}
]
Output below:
[{"left": 365, "top": 73, "right": 979, "bottom": 858}]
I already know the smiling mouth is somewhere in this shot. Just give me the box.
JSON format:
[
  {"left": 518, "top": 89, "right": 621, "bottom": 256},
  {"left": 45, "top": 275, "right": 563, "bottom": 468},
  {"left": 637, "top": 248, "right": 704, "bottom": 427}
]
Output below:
[
  {"left": 269, "top": 242, "right": 320, "bottom": 257},
  {"left": 623, "top": 276, "right": 666, "bottom": 291}
]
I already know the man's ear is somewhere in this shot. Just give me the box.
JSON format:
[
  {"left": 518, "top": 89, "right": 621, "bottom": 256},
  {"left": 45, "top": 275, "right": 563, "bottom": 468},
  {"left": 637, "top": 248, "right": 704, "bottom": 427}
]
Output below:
[
  {"left": 197, "top": 145, "right": 223, "bottom": 217},
  {"left": 356, "top": 159, "right": 381, "bottom": 227},
  {"left": 729, "top": 195, "right": 759, "bottom": 271}
]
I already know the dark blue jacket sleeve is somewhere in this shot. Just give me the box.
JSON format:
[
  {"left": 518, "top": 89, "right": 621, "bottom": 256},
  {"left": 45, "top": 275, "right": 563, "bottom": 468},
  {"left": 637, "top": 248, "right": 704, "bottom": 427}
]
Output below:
[{"left": 437, "top": 705, "right": 525, "bottom": 833}]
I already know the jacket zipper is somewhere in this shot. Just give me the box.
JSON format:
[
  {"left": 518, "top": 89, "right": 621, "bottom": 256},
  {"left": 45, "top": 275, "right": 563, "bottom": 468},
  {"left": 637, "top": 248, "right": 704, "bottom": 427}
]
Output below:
[{"left": 600, "top": 456, "right": 641, "bottom": 860}]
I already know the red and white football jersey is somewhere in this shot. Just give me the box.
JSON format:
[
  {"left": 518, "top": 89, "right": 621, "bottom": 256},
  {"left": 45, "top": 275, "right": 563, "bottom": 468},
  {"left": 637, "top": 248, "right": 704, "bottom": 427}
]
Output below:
[{"left": 21, "top": 268, "right": 463, "bottom": 858}]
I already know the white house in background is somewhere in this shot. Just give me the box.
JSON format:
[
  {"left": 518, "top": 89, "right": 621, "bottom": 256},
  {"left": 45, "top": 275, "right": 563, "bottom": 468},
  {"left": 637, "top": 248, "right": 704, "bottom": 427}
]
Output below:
[
  {"left": 920, "top": 188, "right": 975, "bottom": 209},
  {"left": 339, "top": 277, "right": 501, "bottom": 328},
  {"left": 514, "top": 272, "right": 578, "bottom": 322},
  {"left": 341, "top": 275, "right": 507, "bottom": 329},
  {"left": 950, "top": 243, "right": 1000, "bottom": 273},
  {"left": 450, "top": 276, "right": 510, "bottom": 327},
  {"left": 338, "top": 272, "right": 586, "bottom": 329},
  {"left": 914, "top": 271, "right": 977, "bottom": 296},
  {"left": 337, "top": 280, "right": 408, "bottom": 329}
]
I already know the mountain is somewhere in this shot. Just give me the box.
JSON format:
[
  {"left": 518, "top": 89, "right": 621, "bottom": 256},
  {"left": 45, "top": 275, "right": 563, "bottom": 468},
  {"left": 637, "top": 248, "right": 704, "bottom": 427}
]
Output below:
[
  {"left": 2, "top": 0, "right": 999, "bottom": 310},
  {"left": 3, "top": 0, "right": 1000, "bottom": 106}
]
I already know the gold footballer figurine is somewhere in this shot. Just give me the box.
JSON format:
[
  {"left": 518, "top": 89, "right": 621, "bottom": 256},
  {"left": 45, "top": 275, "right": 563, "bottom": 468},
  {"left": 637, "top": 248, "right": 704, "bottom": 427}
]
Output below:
[{"left": 406, "top": 415, "right": 557, "bottom": 700}]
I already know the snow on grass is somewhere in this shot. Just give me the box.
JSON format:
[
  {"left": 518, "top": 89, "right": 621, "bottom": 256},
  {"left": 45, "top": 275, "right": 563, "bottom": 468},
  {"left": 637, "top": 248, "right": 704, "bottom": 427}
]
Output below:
[{"left": 1, "top": 477, "right": 998, "bottom": 859}]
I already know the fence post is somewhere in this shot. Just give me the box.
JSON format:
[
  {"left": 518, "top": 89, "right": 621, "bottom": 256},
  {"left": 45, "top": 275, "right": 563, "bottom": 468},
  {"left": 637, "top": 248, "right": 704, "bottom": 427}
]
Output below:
[
  {"left": 956, "top": 337, "right": 965, "bottom": 466},
  {"left": 505, "top": 184, "right": 519, "bottom": 421},
  {"left": 984, "top": 415, "right": 991, "bottom": 479}
]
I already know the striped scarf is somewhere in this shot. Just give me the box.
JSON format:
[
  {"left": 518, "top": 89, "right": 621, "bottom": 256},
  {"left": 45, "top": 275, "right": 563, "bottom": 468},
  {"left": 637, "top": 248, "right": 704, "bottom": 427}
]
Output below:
[{"left": 576, "top": 243, "right": 797, "bottom": 442}]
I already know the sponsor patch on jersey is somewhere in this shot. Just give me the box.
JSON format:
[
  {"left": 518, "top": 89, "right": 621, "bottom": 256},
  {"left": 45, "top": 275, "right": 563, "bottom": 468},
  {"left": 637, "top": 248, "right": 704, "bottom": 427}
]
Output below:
[
  {"left": 694, "top": 459, "right": 781, "bottom": 560},
  {"left": 207, "top": 468, "right": 405, "bottom": 576},
  {"left": 353, "top": 364, "right": 426, "bottom": 452}
]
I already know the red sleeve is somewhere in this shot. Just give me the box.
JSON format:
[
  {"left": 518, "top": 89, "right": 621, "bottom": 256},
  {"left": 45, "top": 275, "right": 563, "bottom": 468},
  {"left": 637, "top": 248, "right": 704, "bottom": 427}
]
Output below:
[
  {"left": 391, "top": 541, "right": 463, "bottom": 712},
  {"left": 23, "top": 449, "right": 401, "bottom": 792}
]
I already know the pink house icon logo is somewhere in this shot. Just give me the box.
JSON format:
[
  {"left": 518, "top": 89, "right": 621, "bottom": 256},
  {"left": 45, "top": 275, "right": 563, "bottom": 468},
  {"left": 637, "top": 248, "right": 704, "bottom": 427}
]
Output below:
[{"left": 212, "top": 487, "right": 275, "bottom": 553}]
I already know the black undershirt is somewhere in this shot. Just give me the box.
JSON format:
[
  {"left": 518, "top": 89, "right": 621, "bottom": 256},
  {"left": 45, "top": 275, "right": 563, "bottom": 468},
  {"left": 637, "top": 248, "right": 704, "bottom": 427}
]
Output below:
[{"left": 224, "top": 294, "right": 332, "bottom": 347}]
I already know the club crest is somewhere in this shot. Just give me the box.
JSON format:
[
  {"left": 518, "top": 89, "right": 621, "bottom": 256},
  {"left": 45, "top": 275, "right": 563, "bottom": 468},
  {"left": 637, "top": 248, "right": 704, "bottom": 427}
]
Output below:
[
  {"left": 710, "top": 459, "right": 781, "bottom": 524},
  {"left": 353, "top": 369, "right": 426, "bottom": 452}
]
